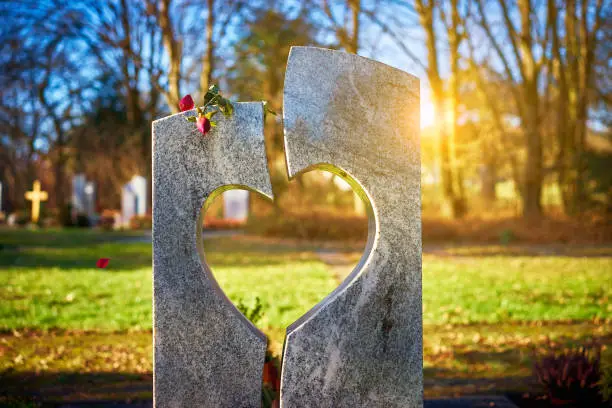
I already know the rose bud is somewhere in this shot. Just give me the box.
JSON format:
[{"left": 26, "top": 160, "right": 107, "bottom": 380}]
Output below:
[
  {"left": 179, "top": 94, "right": 195, "bottom": 112},
  {"left": 196, "top": 116, "right": 211, "bottom": 135}
]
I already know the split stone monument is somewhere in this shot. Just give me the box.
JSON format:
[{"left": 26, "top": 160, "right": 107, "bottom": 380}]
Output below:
[{"left": 153, "top": 47, "right": 421, "bottom": 407}]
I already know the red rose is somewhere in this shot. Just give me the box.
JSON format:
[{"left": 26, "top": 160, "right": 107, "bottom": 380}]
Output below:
[
  {"left": 179, "top": 95, "right": 195, "bottom": 112},
  {"left": 196, "top": 116, "right": 211, "bottom": 135}
]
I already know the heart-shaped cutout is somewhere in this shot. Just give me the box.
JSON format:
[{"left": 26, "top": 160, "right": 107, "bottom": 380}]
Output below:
[{"left": 200, "top": 168, "right": 370, "bottom": 356}]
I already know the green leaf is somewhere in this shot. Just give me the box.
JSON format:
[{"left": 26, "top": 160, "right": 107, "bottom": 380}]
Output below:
[
  {"left": 204, "top": 110, "right": 218, "bottom": 119},
  {"left": 210, "top": 120, "right": 217, "bottom": 127},
  {"left": 219, "top": 98, "right": 234, "bottom": 117},
  {"left": 186, "top": 116, "right": 197, "bottom": 122},
  {"left": 203, "top": 85, "right": 220, "bottom": 105}
]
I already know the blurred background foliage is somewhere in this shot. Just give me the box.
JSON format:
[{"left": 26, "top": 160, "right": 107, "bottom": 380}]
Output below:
[{"left": 0, "top": 0, "right": 610, "bottom": 231}]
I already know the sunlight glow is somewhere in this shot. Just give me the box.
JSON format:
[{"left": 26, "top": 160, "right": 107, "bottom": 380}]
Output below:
[{"left": 421, "top": 101, "right": 435, "bottom": 129}]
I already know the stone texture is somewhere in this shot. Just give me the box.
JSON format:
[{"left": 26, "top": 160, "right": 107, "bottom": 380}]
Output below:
[
  {"left": 281, "top": 47, "right": 422, "bottom": 407},
  {"left": 152, "top": 103, "right": 271, "bottom": 407}
]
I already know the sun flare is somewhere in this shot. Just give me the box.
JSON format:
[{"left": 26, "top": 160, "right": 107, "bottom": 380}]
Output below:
[{"left": 421, "top": 101, "right": 435, "bottom": 129}]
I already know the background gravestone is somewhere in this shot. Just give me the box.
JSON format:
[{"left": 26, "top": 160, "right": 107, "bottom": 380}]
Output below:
[
  {"left": 281, "top": 47, "right": 422, "bottom": 407},
  {"left": 121, "top": 175, "right": 147, "bottom": 226},
  {"left": 152, "top": 102, "right": 271, "bottom": 407},
  {"left": 223, "top": 189, "right": 249, "bottom": 222},
  {"left": 72, "top": 174, "right": 96, "bottom": 219}
]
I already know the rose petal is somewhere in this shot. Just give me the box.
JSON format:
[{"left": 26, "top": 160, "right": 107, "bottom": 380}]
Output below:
[
  {"left": 96, "top": 258, "right": 110, "bottom": 268},
  {"left": 179, "top": 95, "right": 195, "bottom": 112}
]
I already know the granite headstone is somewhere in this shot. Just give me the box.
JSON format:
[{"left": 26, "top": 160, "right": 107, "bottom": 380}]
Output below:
[
  {"left": 281, "top": 47, "right": 422, "bottom": 407},
  {"left": 152, "top": 103, "right": 271, "bottom": 407}
]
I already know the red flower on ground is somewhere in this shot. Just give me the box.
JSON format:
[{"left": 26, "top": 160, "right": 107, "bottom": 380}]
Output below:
[
  {"left": 96, "top": 258, "right": 110, "bottom": 268},
  {"left": 179, "top": 95, "right": 194, "bottom": 112},
  {"left": 196, "top": 116, "right": 211, "bottom": 135}
]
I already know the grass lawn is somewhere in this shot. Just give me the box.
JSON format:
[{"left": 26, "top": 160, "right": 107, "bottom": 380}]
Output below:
[{"left": 1, "top": 227, "right": 611, "bottom": 402}]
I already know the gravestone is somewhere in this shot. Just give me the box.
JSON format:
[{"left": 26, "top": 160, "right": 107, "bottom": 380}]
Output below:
[
  {"left": 153, "top": 103, "right": 271, "bottom": 407},
  {"left": 223, "top": 189, "right": 249, "bottom": 222},
  {"left": 84, "top": 182, "right": 95, "bottom": 216},
  {"left": 121, "top": 175, "right": 147, "bottom": 226},
  {"left": 24, "top": 180, "right": 48, "bottom": 224},
  {"left": 72, "top": 174, "right": 96, "bottom": 218},
  {"left": 152, "top": 47, "right": 421, "bottom": 407},
  {"left": 281, "top": 47, "right": 421, "bottom": 407},
  {"left": 72, "top": 174, "right": 86, "bottom": 213}
]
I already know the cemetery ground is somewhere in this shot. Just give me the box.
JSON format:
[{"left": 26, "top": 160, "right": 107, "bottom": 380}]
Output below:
[{"left": 1, "top": 227, "right": 611, "bottom": 403}]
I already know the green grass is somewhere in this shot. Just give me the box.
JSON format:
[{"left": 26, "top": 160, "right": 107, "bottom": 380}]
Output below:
[
  {"left": 0, "top": 230, "right": 339, "bottom": 333},
  {"left": 1, "top": 228, "right": 611, "bottom": 332},
  {"left": 1, "top": 228, "right": 611, "bottom": 401},
  {"left": 423, "top": 256, "right": 612, "bottom": 324},
  {"left": 1, "top": 259, "right": 338, "bottom": 332},
  {"left": 0, "top": 227, "right": 146, "bottom": 248}
]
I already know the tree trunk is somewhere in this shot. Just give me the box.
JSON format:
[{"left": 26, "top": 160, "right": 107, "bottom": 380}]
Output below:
[
  {"left": 549, "top": 0, "right": 573, "bottom": 214},
  {"left": 480, "top": 138, "right": 497, "bottom": 203},
  {"left": 550, "top": 0, "right": 603, "bottom": 216},
  {"left": 523, "top": 126, "right": 543, "bottom": 219},
  {"left": 55, "top": 148, "right": 66, "bottom": 212},
  {"left": 159, "top": 0, "right": 181, "bottom": 112},
  {"left": 446, "top": 0, "right": 466, "bottom": 218},
  {"left": 522, "top": 76, "right": 543, "bottom": 219},
  {"left": 519, "top": 0, "right": 543, "bottom": 219},
  {"left": 481, "top": 165, "right": 497, "bottom": 203},
  {"left": 348, "top": 0, "right": 360, "bottom": 54},
  {"left": 199, "top": 0, "right": 215, "bottom": 97}
]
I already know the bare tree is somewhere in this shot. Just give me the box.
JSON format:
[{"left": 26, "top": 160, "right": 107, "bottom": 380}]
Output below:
[
  {"left": 152, "top": 0, "right": 247, "bottom": 112},
  {"left": 0, "top": 0, "right": 97, "bottom": 211},
  {"left": 548, "top": 0, "right": 607, "bottom": 214},
  {"left": 317, "top": 0, "right": 361, "bottom": 53},
  {"left": 413, "top": 0, "right": 468, "bottom": 217},
  {"left": 472, "top": 0, "right": 549, "bottom": 219}
]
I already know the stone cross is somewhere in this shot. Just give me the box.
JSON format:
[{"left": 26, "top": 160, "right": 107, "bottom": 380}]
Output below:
[
  {"left": 152, "top": 47, "right": 421, "bottom": 407},
  {"left": 25, "top": 180, "right": 48, "bottom": 223}
]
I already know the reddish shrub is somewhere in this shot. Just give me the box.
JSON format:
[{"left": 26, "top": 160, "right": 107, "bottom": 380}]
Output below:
[{"left": 533, "top": 345, "right": 603, "bottom": 406}]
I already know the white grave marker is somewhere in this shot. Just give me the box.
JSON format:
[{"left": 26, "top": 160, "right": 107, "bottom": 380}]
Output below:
[
  {"left": 222, "top": 190, "right": 249, "bottom": 222},
  {"left": 72, "top": 174, "right": 96, "bottom": 217},
  {"left": 121, "top": 175, "right": 147, "bottom": 226}
]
